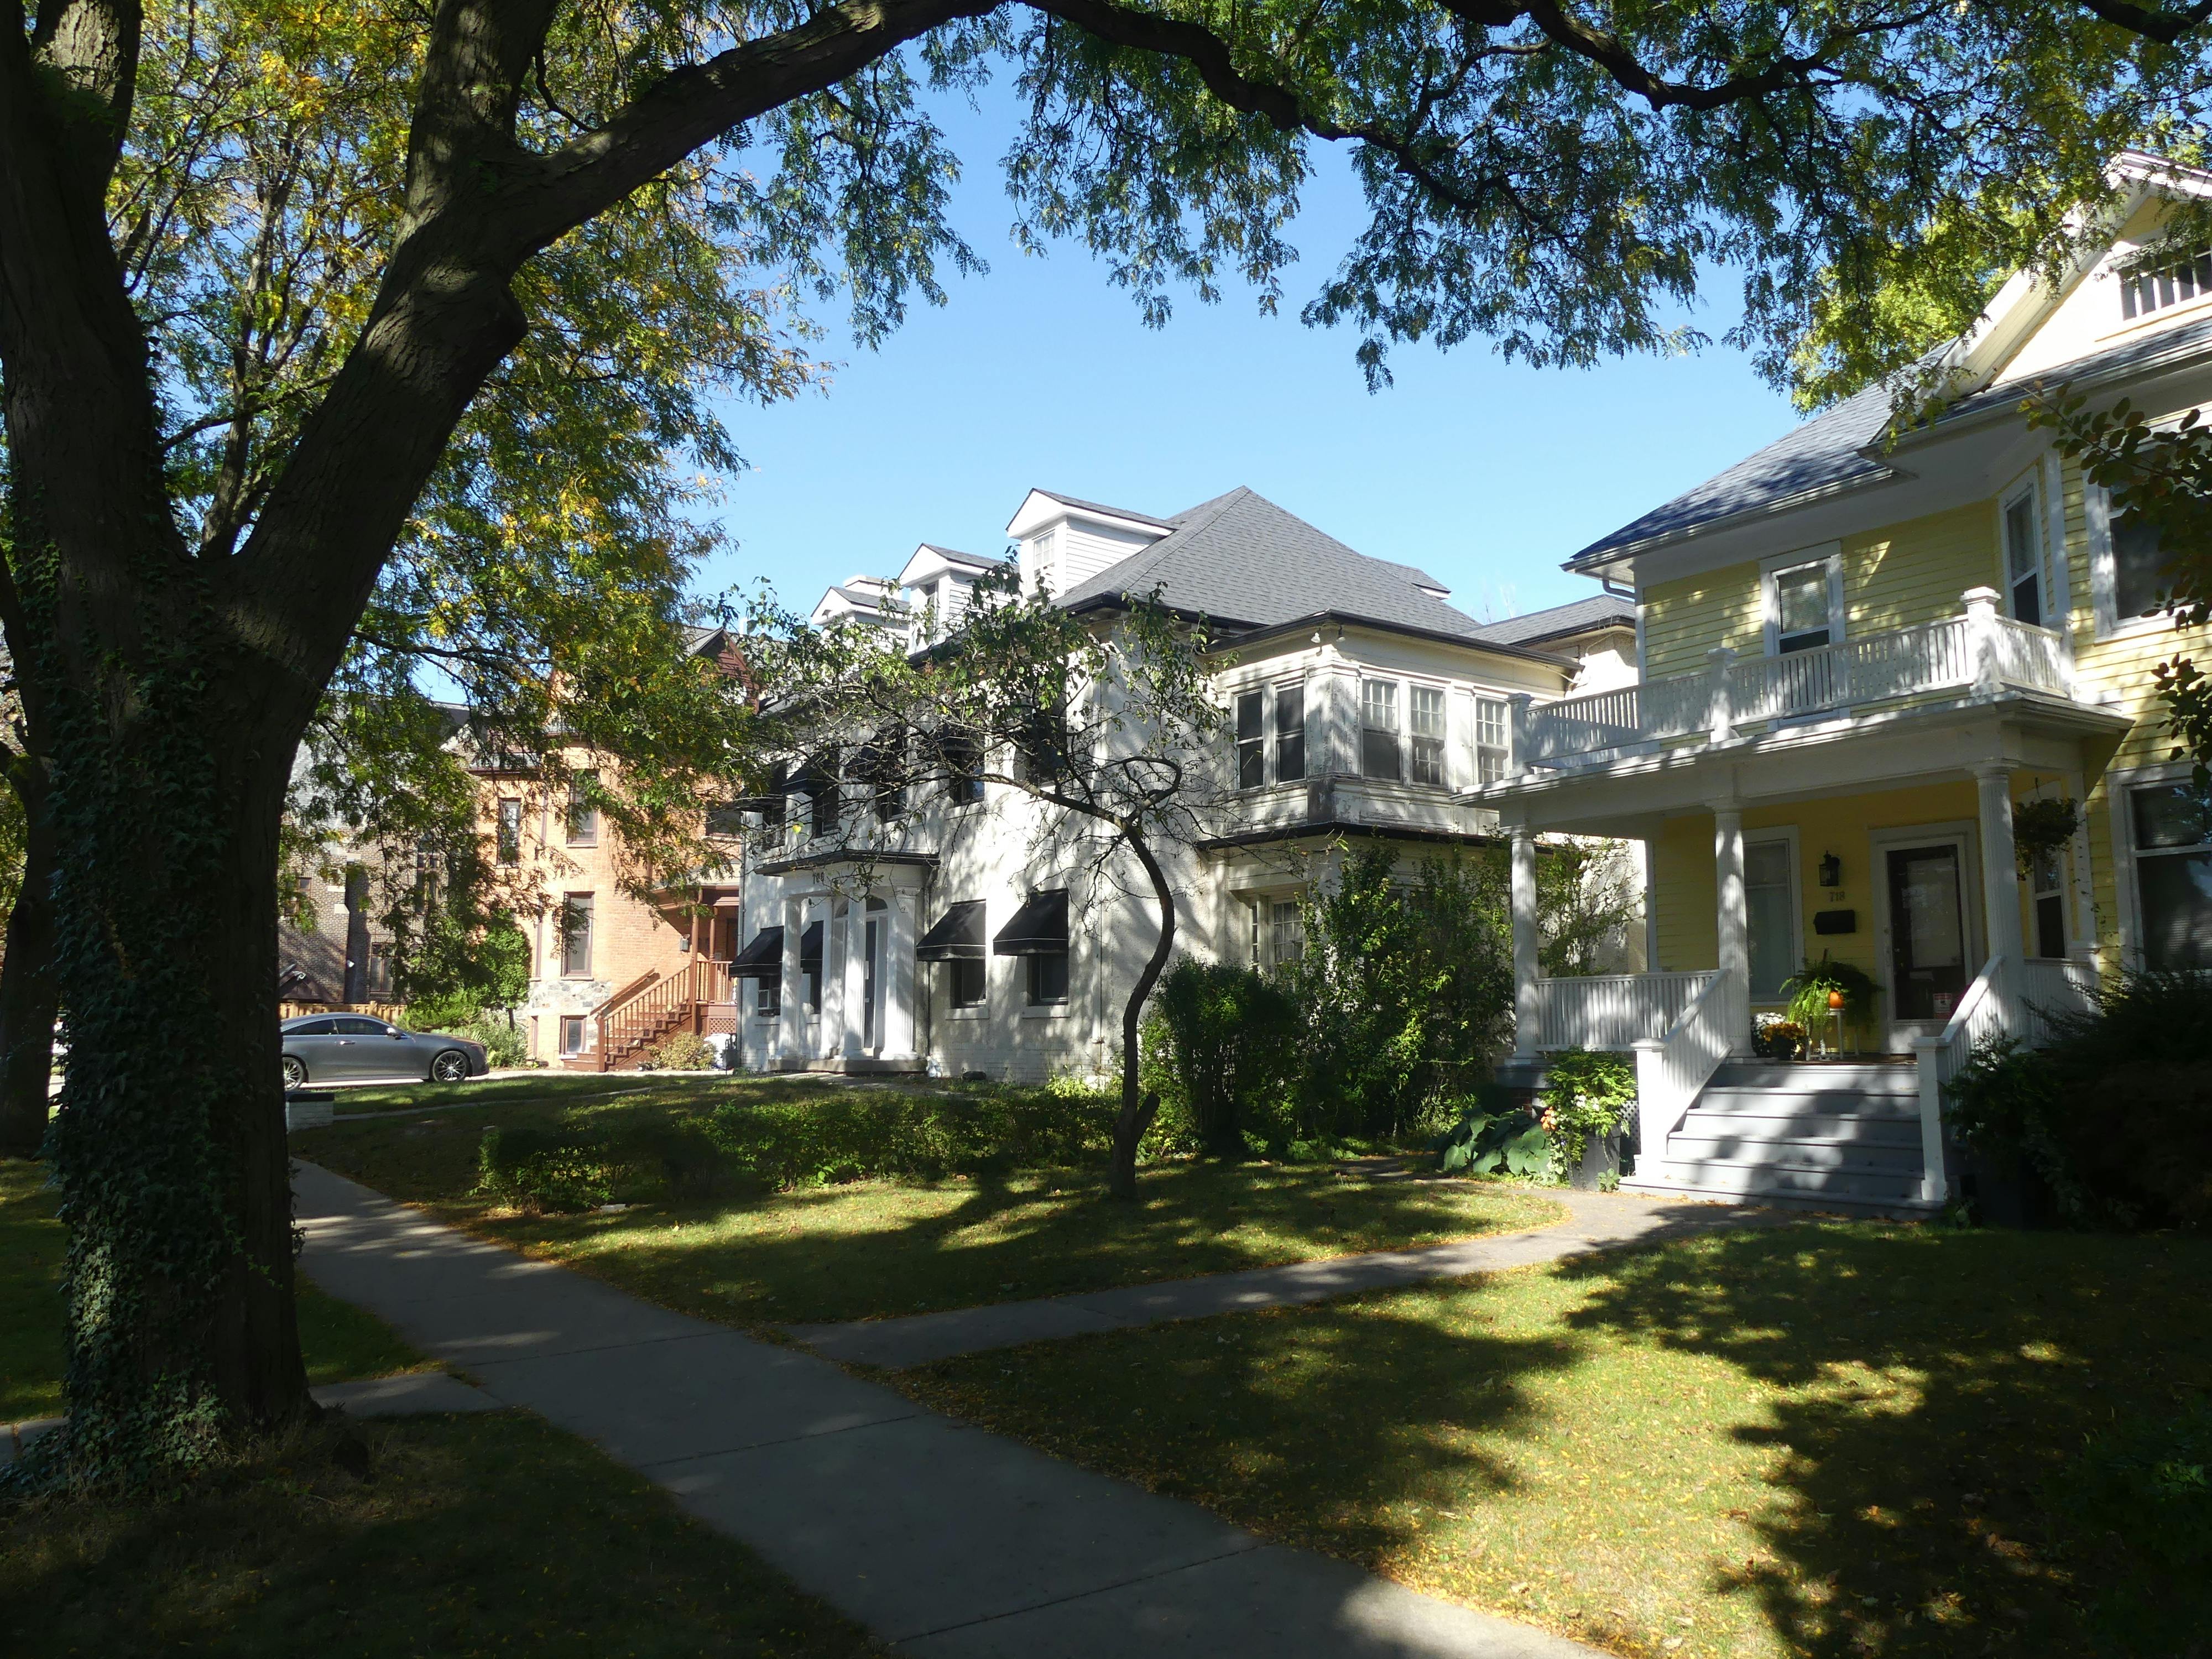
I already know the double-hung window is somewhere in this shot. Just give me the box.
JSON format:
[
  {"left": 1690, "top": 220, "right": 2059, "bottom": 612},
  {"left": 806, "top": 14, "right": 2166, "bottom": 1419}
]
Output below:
[
  {"left": 942, "top": 730, "right": 984, "bottom": 807},
  {"left": 1474, "top": 696, "right": 1509, "bottom": 785},
  {"left": 1235, "top": 691, "right": 1267, "bottom": 789},
  {"left": 1268, "top": 899, "right": 1305, "bottom": 970},
  {"left": 1408, "top": 686, "right": 1447, "bottom": 785},
  {"left": 1274, "top": 686, "right": 1305, "bottom": 782},
  {"left": 565, "top": 773, "right": 599, "bottom": 844},
  {"left": 2128, "top": 778, "right": 2212, "bottom": 969},
  {"left": 1234, "top": 682, "right": 1307, "bottom": 789},
  {"left": 559, "top": 894, "right": 593, "bottom": 977},
  {"left": 1360, "top": 680, "right": 1401, "bottom": 780},
  {"left": 1773, "top": 564, "right": 1833, "bottom": 653},
  {"left": 2002, "top": 486, "right": 2044, "bottom": 627},
  {"left": 496, "top": 797, "right": 521, "bottom": 865}
]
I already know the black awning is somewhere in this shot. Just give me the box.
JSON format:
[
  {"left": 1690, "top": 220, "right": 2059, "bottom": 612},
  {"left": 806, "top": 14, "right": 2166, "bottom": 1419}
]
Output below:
[
  {"left": 916, "top": 900, "right": 986, "bottom": 962},
  {"left": 993, "top": 889, "right": 1069, "bottom": 956},
  {"left": 731, "top": 926, "right": 784, "bottom": 977},
  {"left": 799, "top": 920, "right": 823, "bottom": 975}
]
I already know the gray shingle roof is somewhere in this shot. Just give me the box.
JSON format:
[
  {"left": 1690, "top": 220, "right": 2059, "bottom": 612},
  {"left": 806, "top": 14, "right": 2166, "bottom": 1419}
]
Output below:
[
  {"left": 1057, "top": 486, "right": 1485, "bottom": 638},
  {"left": 1470, "top": 593, "right": 1635, "bottom": 646},
  {"left": 1032, "top": 490, "right": 1182, "bottom": 531},
  {"left": 918, "top": 544, "right": 1002, "bottom": 572},
  {"left": 1572, "top": 306, "right": 2212, "bottom": 568},
  {"left": 1568, "top": 378, "right": 1901, "bottom": 566}
]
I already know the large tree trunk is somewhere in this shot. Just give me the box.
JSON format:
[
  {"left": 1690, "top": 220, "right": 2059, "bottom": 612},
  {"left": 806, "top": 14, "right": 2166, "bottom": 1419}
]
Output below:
[
  {"left": 0, "top": 774, "right": 59, "bottom": 1159},
  {"left": 1107, "top": 832, "right": 1177, "bottom": 1201}
]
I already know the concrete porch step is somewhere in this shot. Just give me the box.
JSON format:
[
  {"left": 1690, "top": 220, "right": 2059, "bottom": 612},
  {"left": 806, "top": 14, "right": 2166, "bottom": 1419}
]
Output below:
[
  {"left": 1647, "top": 1155, "right": 1927, "bottom": 1207},
  {"left": 1693, "top": 1090, "right": 1919, "bottom": 1121},
  {"left": 1619, "top": 1171, "right": 1940, "bottom": 1220},
  {"left": 1676, "top": 1109, "right": 1923, "bottom": 1145},
  {"left": 1708, "top": 1061, "right": 1916, "bottom": 1095},
  {"left": 1667, "top": 1135, "right": 1924, "bottom": 1175}
]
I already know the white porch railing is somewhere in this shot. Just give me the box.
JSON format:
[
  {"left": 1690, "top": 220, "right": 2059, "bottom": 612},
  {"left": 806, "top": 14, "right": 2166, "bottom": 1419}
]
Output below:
[
  {"left": 1533, "top": 970, "right": 1717, "bottom": 1050},
  {"left": 1912, "top": 953, "right": 2012, "bottom": 1206},
  {"left": 1517, "top": 590, "right": 2073, "bottom": 770},
  {"left": 2020, "top": 956, "right": 2099, "bottom": 1045},
  {"left": 1631, "top": 972, "right": 1735, "bottom": 1150}
]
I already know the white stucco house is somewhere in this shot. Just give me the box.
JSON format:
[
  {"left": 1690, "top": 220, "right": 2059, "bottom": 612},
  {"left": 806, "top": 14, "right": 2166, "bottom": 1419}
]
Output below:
[{"left": 730, "top": 485, "right": 1636, "bottom": 1081}]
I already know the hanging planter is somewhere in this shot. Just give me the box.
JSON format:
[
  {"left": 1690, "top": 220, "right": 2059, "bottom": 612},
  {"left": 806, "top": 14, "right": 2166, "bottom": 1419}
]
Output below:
[{"left": 2013, "top": 796, "right": 2081, "bottom": 876}]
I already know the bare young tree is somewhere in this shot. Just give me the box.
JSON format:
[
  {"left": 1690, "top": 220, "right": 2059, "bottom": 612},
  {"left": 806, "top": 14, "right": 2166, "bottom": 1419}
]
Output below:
[{"left": 750, "top": 573, "right": 1231, "bottom": 1197}]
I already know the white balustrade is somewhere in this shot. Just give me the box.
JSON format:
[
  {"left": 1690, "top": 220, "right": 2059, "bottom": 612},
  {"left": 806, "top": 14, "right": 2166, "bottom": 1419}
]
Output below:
[
  {"left": 1912, "top": 953, "right": 2012, "bottom": 1206},
  {"left": 1532, "top": 970, "right": 1717, "bottom": 1051},
  {"left": 1630, "top": 972, "right": 1734, "bottom": 1150},
  {"left": 1519, "top": 598, "right": 2071, "bottom": 770},
  {"left": 2019, "top": 956, "right": 2099, "bottom": 1046}
]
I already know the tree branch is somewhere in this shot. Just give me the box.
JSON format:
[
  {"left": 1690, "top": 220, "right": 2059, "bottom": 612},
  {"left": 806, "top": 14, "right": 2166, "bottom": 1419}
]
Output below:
[{"left": 2072, "top": 0, "right": 2212, "bottom": 43}]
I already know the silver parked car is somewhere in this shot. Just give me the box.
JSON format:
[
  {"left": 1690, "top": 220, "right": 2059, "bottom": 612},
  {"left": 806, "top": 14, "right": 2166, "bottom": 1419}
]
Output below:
[{"left": 280, "top": 1015, "right": 488, "bottom": 1089}]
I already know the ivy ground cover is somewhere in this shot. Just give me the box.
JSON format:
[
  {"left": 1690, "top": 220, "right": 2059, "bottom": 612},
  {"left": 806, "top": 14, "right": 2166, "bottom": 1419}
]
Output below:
[
  {"left": 898, "top": 1222, "right": 2212, "bottom": 1659},
  {"left": 291, "top": 1076, "right": 1564, "bottom": 1326}
]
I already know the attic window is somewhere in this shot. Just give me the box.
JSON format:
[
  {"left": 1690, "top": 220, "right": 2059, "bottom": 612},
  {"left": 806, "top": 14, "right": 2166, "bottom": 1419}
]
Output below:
[{"left": 2120, "top": 245, "right": 2212, "bottom": 320}]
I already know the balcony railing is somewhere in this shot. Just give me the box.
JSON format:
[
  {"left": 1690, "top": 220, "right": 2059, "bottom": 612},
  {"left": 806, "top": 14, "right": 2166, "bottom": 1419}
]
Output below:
[{"left": 1516, "top": 589, "right": 2073, "bottom": 771}]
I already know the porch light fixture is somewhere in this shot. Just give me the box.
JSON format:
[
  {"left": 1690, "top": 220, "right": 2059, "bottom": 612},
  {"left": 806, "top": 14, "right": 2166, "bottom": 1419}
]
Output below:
[{"left": 1817, "top": 851, "right": 1843, "bottom": 889}]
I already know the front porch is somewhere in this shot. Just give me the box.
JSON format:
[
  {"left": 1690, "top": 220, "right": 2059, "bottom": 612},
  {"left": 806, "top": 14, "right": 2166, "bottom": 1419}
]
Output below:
[{"left": 1486, "top": 599, "right": 2127, "bottom": 1212}]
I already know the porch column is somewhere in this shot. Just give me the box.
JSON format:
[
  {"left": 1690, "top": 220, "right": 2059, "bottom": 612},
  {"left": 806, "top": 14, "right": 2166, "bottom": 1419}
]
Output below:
[
  {"left": 1713, "top": 802, "right": 1750, "bottom": 1055},
  {"left": 885, "top": 889, "right": 918, "bottom": 1060},
  {"left": 842, "top": 898, "right": 869, "bottom": 1059},
  {"left": 776, "top": 898, "right": 805, "bottom": 1070},
  {"left": 1973, "top": 763, "right": 2024, "bottom": 1027},
  {"left": 819, "top": 902, "right": 846, "bottom": 1061},
  {"left": 1510, "top": 825, "right": 1541, "bottom": 1059}
]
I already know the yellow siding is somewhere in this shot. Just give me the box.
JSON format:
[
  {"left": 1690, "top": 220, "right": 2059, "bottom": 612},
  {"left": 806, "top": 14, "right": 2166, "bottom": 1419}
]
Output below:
[
  {"left": 1640, "top": 562, "right": 1761, "bottom": 679},
  {"left": 2049, "top": 447, "right": 2208, "bottom": 960},
  {"left": 1845, "top": 503, "right": 1994, "bottom": 637},
  {"left": 1651, "top": 780, "right": 1992, "bottom": 994}
]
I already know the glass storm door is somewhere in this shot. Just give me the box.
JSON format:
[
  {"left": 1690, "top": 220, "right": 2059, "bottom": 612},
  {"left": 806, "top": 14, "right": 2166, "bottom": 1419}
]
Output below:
[{"left": 1886, "top": 846, "right": 1968, "bottom": 1020}]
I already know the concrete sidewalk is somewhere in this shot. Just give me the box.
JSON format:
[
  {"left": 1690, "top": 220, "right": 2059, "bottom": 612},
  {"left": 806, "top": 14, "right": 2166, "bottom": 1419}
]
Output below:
[
  {"left": 294, "top": 1161, "right": 1598, "bottom": 1658},
  {"left": 784, "top": 1187, "right": 1788, "bottom": 1369}
]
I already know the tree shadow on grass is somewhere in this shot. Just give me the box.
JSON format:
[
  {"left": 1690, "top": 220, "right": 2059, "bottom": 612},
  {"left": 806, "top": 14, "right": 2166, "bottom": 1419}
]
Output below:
[
  {"left": 505, "top": 1159, "right": 1562, "bottom": 1326},
  {"left": 1558, "top": 1222, "right": 2212, "bottom": 1659}
]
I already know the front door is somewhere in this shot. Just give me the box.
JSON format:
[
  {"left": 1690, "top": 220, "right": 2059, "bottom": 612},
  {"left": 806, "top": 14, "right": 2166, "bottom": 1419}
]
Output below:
[{"left": 1886, "top": 844, "right": 1969, "bottom": 1030}]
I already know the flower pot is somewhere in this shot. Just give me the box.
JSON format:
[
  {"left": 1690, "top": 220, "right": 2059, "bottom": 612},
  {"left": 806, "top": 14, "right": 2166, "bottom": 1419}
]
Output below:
[{"left": 1569, "top": 1133, "right": 1619, "bottom": 1191}]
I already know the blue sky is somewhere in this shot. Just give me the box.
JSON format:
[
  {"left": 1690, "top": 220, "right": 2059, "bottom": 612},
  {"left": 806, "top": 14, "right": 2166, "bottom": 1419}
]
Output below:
[{"left": 701, "top": 95, "right": 1804, "bottom": 625}]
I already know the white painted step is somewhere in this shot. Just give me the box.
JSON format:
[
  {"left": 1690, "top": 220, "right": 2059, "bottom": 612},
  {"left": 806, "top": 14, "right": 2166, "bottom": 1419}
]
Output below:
[
  {"left": 1667, "top": 1136, "right": 1924, "bottom": 1176},
  {"left": 1674, "top": 1109, "right": 1922, "bottom": 1145}
]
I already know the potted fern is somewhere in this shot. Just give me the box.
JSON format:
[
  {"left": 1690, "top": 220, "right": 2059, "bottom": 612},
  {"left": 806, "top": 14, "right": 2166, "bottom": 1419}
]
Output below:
[{"left": 1780, "top": 954, "right": 1882, "bottom": 1055}]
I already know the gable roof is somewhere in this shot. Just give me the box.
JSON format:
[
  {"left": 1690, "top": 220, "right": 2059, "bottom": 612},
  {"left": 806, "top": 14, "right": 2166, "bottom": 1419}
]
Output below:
[
  {"left": 1057, "top": 486, "right": 1483, "bottom": 639},
  {"left": 1025, "top": 490, "right": 1181, "bottom": 531},
  {"left": 1470, "top": 592, "right": 1636, "bottom": 647}
]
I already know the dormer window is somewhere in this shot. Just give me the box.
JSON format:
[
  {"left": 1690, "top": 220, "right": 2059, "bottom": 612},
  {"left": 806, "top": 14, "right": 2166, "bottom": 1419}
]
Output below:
[{"left": 2119, "top": 244, "right": 2212, "bottom": 321}]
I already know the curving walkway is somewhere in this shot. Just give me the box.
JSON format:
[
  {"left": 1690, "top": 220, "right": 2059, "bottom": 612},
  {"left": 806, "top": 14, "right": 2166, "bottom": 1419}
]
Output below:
[
  {"left": 295, "top": 1160, "right": 1602, "bottom": 1658},
  {"left": 783, "top": 1186, "right": 1793, "bottom": 1368}
]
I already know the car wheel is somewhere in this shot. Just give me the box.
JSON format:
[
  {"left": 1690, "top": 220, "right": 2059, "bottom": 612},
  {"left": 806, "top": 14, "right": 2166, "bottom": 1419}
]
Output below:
[
  {"left": 281, "top": 1056, "right": 307, "bottom": 1090},
  {"left": 430, "top": 1050, "right": 471, "bottom": 1084}
]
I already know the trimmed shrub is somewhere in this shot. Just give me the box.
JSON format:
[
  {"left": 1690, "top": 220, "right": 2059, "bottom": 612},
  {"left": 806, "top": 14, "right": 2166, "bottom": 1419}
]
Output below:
[
  {"left": 476, "top": 1124, "right": 619, "bottom": 1212},
  {"left": 650, "top": 1031, "right": 714, "bottom": 1071},
  {"left": 1145, "top": 959, "right": 1300, "bottom": 1158},
  {"left": 703, "top": 1085, "right": 1115, "bottom": 1189},
  {"left": 1947, "top": 969, "right": 2212, "bottom": 1229}
]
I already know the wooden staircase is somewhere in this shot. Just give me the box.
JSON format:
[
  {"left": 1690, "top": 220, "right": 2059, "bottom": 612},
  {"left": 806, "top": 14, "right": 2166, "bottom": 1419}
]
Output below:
[
  {"left": 565, "top": 958, "right": 734, "bottom": 1072},
  {"left": 1621, "top": 1060, "right": 1941, "bottom": 1219}
]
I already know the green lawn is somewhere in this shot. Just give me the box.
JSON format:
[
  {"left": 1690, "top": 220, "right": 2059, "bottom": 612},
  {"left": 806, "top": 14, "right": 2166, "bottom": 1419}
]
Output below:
[
  {"left": 3, "top": 1157, "right": 886, "bottom": 1658},
  {"left": 292, "top": 1079, "right": 1564, "bottom": 1326},
  {"left": 4, "top": 1411, "right": 886, "bottom": 1658},
  {"left": 898, "top": 1222, "right": 2212, "bottom": 1659},
  {"left": 325, "top": 1069, "right": 948, "bottom": 1115}
]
